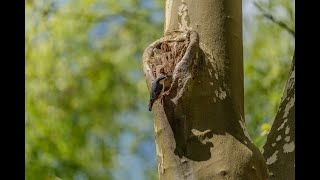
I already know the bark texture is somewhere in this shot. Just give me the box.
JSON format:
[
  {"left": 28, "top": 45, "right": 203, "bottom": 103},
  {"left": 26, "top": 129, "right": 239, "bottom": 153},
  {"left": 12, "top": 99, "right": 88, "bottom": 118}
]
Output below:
[
  {"left": 143, "top": 0, "right": 268, "bottom": 179},
  {"left": 263, "top": 54, "right": 295, "bottom": 179}
]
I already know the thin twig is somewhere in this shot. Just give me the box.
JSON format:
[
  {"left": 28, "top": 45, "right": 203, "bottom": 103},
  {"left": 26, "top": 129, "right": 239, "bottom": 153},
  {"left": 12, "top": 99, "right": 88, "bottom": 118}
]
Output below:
[{"left": 254, "top": 2, "right": 295, "bottom": 38}]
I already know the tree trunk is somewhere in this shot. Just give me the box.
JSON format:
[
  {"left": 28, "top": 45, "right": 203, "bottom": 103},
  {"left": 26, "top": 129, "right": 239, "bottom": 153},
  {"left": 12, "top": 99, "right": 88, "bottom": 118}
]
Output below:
[
  {"left": 263, "top": 53, "right": 295, "bottom": 179},
  {"left": 142, "top": 0, "right": 268, "bottom": 179}
]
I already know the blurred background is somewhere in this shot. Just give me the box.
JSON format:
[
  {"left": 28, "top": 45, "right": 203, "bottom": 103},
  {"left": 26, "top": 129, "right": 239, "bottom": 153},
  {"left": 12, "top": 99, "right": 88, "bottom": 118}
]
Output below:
[{"left": 25, "top": 0, "right": 294, "bottom": 179}]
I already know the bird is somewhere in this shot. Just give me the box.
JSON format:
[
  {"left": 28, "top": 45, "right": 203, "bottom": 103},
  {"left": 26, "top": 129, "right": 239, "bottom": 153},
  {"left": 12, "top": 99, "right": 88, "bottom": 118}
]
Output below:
[{"left": 148, "top": 75, "right": 168, "bottom": 111}]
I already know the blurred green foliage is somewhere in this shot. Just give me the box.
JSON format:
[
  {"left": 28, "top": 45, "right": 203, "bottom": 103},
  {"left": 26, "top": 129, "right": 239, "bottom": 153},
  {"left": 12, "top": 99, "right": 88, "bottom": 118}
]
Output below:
[
  {"left": 243, "top": 0, "right": 294, "bottom": 148},
  {"left": 25, "top": 0, "right": 294, "bottom": 179},
  {"left": 26, "top": 0, "right": 163, "bottom": 179}
]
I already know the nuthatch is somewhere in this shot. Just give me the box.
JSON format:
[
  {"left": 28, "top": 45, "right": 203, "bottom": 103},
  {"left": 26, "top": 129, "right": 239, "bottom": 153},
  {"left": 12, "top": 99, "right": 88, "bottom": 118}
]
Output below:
[{"left": 148, "top": 75, "right": 168, "bottom": 111}]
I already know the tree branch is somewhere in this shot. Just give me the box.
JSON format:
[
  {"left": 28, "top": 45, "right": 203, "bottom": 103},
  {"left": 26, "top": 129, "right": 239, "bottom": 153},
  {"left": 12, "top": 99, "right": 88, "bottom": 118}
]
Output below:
[
  {"left": 262, "top": 51, "right": 295, "bottom": 179},
  {"left": 254, "top": 2, "right": 295, "bottom": 38}
]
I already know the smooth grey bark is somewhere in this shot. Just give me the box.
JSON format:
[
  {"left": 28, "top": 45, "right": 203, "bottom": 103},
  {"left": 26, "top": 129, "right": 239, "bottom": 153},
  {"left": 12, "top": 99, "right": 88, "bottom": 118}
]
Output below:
[
  {"left": 142, "top": 0, "right": 268, "bottom": 179},
  {"left": 263, "top": 53, "right": 295, "bottom": 179}
]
